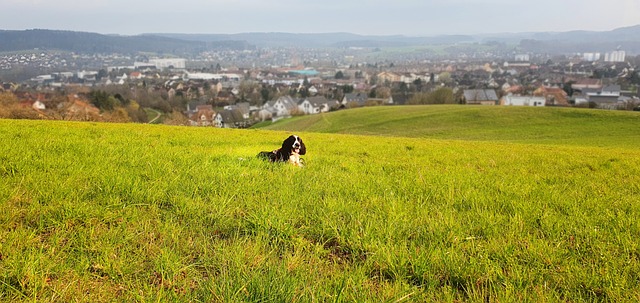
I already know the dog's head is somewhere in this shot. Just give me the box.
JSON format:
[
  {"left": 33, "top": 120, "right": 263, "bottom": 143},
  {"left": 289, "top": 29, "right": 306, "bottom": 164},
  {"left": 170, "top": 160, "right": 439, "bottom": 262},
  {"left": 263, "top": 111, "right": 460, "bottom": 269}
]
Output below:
[{"left": 281, "top": 135, "right": 306, "bottom": 156}]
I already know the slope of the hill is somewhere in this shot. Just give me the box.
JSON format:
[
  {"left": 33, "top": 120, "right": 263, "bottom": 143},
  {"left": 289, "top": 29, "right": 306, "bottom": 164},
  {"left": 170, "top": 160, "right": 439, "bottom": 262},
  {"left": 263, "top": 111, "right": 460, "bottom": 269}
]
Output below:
[
  {"left": 2, "top": 119, "right": 640, "bottom": 301},
  {"left": 255, "top": 105, "right": 640, "bottom": 148}
]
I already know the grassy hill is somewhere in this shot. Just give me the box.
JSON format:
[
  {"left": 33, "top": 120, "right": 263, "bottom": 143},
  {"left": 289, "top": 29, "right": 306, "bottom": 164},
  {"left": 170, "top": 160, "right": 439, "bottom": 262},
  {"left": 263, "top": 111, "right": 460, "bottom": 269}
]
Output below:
[
  {"left": 1, "top": 116, "right": 640, "bottom": 301},
  {"left": 256, "top": 105, "right": 640, "bottom": 148}
]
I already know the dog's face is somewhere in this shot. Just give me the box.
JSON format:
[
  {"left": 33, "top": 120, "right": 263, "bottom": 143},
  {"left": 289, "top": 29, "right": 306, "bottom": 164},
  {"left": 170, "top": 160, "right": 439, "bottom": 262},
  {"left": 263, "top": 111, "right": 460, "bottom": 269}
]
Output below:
[{"left": 282, "top": 135, "right": 306, "bottom": 156}]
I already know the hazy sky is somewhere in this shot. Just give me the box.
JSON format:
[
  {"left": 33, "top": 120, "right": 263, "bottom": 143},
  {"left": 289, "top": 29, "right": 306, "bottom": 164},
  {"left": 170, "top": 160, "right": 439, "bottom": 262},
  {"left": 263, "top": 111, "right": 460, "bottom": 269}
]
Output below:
[{"left": 2, "top": 0, "right": 639, "bottom": 36}]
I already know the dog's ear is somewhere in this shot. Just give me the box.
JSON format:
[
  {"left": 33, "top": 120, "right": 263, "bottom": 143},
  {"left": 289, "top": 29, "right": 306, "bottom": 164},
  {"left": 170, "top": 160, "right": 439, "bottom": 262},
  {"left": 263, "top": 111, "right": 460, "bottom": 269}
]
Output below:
[
  {"left": 298, "top": 138, "right": 306, "bottom": 155},
  {"left": 281, "top": 135, "right": 295, "bottom": 153}
]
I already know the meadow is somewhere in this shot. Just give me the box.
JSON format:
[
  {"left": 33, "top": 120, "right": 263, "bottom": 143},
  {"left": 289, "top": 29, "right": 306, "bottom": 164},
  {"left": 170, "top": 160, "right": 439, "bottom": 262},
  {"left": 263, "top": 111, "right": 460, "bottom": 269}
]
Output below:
[
  {"left": 1, "top": 105, "right": 640, "bottom": 302},
  {"left": 258, "top": 105, "right": 640, "bottom": 148}
]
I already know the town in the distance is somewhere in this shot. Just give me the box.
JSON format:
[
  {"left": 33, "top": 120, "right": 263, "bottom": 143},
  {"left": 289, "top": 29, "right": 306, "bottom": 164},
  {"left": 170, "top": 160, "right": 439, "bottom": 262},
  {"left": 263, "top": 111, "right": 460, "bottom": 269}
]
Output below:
[{"left": 1, "top": 29, "right": 639, "bottom": 127}]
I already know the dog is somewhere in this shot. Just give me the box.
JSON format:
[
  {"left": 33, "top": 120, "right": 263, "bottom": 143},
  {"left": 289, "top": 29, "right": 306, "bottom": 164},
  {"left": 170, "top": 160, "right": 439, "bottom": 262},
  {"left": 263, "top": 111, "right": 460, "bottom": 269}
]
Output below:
[{"left": 258, "top": 135, "right": 306, "bottom": 167}]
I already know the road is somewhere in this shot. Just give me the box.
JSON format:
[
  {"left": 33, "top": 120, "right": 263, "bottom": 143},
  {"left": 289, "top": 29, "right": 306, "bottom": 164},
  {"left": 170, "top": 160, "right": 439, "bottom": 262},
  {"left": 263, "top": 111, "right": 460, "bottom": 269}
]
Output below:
[{"left": 147, "top": 108, "right": 162, "bottom": 124}]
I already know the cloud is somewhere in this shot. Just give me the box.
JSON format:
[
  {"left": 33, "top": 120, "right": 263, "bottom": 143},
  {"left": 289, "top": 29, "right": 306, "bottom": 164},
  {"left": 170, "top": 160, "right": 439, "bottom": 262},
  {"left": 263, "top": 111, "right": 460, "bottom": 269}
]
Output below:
[{"left": 5, "top": 0, "right": 111, "bottom": 10}]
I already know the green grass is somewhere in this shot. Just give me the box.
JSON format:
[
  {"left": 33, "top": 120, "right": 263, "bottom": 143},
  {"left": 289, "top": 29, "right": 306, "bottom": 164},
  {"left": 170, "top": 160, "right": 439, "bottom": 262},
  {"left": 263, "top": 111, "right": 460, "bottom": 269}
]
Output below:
[
  {"left": 256, "top": 105, "right": 640, "bottom": 149},
  {"left": 144, "top": 108, "right": 163, "bottom": 124},
  {"left": 1, "top": 114, "right": 640, "bottom": 302}
]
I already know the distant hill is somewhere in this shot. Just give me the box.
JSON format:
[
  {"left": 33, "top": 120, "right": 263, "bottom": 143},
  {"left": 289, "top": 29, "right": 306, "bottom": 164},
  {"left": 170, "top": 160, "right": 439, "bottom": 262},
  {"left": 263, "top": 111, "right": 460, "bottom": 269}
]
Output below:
[
  {"left": 477, "top": 25, "right": 640, "bottom": 43},
  {"left": 156, "top": 26, "right": 640, "bottom": 52},
  {"left": 156, "top": 32, "right": 369, "bottom": 47},
  {"left": 152, "top": 25, "right": 640, "bottom": 54},
  {"left": 0, "top": 29, "right": 254, "bottom": 54},
  {"left": 1, "top": 25, "right": 640, "bottom": 54},
  {"left": 157, "top": 32, "right": 476, "bottom": 48},
  {"left": 479, "top": 25, "right": 640, "bottom": 53}
]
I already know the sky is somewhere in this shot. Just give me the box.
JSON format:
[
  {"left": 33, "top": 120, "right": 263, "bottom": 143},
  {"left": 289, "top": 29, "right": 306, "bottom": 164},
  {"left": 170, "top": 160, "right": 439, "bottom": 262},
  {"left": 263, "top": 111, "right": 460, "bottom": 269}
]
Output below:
[{"left": 2, "top": 0, "right": 640, "bottom": 37}]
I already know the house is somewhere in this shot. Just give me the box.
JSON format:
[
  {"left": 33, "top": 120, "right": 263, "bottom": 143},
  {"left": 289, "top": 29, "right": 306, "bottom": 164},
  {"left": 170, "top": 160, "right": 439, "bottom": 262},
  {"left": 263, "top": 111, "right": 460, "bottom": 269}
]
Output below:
[
  {"left": 400, "top": 73, "right": 419, "bottom": 84},
  {"left": 577, "top": 85, "right": 624, "bottom": 108},
  {"left": 186, "top": 101, "right": 208, "bottom": 116},
  {"left": 600, "top": 85, "right": 621, "bottom": 97},
  {"left": 216, "top": 90, "right": 235, "bottom": 104},
  {"left": 256, "top": 109, "right": 273, "bottom": 121},
  {"left": 224, "top": 102, "right": 251, "bottom": 120},
  {"left": 263, "top": 96, "right": 298, "bottom": 118},
  {"left": 298, "top": 98, "right": 318, "bottom": 114},
  {"left": 342, "top": 93, "right": 369, "bottom": 107},
  {"left": 571, "top": 78, "right": 602, "bottom": 91},
  {"left": 129, "top": 72, "right": 143, "bottom": 80},
  {"left": 500, "top": 95, "right": 546, "bottom": 106},
  {"left": 588, "top": 96, "right": 623, "bottom": 109},
  {"left": 299, "top": 96, "right": 340, "bottom": 114},
  {"left": 502, "top": 83, "right": 524, "bottom": 95},
  {"left": 211, "top": 82, "right": 223, "bottom": 94},
  {"left": 261, "top": 101, "right": 278, "bottom": 119},
  {"left": 463, "top": 89, "right": 499, "bottom": 105},
  {"left": 214, "top": 109, "right": 246, "bottom": 128},
  {"left": 533, "top": 86, "right": 569, "bottom": 106},
  {"left": 377, "top": 72, "right": 401, "bottom": 83},
  {"left": 189, "top": 107, "right": 216, "bottom": 127}
]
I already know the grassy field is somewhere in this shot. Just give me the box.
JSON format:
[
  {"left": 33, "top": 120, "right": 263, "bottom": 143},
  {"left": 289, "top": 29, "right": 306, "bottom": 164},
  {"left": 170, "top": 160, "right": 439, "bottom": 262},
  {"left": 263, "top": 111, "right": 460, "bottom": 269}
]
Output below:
[
  {"left": 1, "top": 106, "right": 640, "bottom": 302},
  {"left": 257, "top": 105, "right": 640, "bottom": 148}
]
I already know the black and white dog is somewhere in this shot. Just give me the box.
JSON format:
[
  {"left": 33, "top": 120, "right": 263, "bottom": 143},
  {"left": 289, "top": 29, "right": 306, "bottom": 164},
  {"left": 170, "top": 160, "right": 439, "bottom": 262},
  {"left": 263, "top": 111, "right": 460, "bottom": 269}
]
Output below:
[{"left": 258, "top": 135, "right": 306, "bottom": 166}]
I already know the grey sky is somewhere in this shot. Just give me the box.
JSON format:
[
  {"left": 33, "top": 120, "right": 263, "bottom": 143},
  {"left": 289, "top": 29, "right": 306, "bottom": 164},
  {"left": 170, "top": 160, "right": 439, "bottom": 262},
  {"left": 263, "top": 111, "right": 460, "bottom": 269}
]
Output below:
[{"left": 2, "top": 0, "right": 639, "bottom": 36}]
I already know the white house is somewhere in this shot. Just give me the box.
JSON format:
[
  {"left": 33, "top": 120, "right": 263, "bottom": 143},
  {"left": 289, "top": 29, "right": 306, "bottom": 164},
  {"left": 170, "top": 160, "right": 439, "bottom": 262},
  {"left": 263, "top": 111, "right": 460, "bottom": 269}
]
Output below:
[
  {"left": 298, "top": 99, "right": 317, "bottom": 114},
  {"left": 263, "top": 96, "right": 298, "bottom": 118},
  {"left": 299, "top": 96, "right": 339, "bottom": 114},
  {"left": 500, "top": 95, "right": 546, "bottom": 106},
  {"left": 279, "top": 96, "right": 299, "bottom": 116}
]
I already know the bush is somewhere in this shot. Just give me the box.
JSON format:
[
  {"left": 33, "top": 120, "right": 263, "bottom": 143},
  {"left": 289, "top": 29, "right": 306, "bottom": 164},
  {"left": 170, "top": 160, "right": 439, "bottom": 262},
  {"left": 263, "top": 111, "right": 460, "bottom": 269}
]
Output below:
[{"left": 0, "top": 106, "right": 42, "bottom": 120}]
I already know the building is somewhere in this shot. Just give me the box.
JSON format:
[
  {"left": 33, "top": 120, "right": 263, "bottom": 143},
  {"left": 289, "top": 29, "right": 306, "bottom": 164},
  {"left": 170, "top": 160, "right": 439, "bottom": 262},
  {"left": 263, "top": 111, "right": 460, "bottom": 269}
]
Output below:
[
  {"left": 463, "top": 89, "right": 499, "bottom": 105},
  {"left": 533, "top": 86, "right": 569, "bottom": 106},
  {"left": 214, "top": 109, "right": 246, "bottom": 128},
  {"left": 571, "top": 78, "right": 603, "bottom": 91},
  {"left": 342, "top": 93, "right": 368, "bottom": 107},
  {"left": 148, "top": 58, "right": 186, "bottom": 69},
  {"left": 298, "top": 96, "right": 340, "bottom": 114},
  {"left": 263, "top": 96, "right": 298, "bottom": 119},
  {"left": 604, "top": 50, "right": 626, "bottom": 63},
  {"left": 377, "top": 72, "right": 401, "bottom": 83},
  {"left": 582, "top": 53, "right": 601, "bottom": 62},
  {"left": 500, "top": 95, "right": 546, "bottom": 106},
  {"left": 189, "top": 105, "right": 217, "bottom": 127}
]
